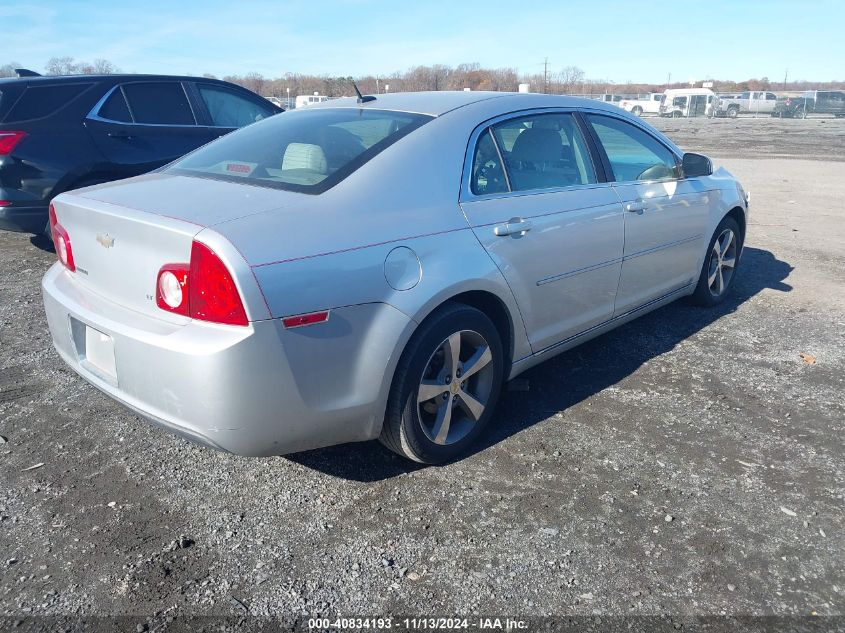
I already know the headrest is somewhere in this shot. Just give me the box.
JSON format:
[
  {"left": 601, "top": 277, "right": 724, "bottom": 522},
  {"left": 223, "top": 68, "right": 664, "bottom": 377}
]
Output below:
[
  {"left": 510, "top": 128, "right": 562, "bottom": 164},
  {"left": 282, "top": 143, "right": 328, "bottom": 173}
]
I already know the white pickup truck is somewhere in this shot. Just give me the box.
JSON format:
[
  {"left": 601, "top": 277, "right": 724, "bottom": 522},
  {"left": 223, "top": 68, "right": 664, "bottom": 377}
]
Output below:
[
  {"left": 716, "top": 91, "right": 779, "bottom": 117},
  {"left": 616, "top": 93, "right": 663, "bottom": 116}
]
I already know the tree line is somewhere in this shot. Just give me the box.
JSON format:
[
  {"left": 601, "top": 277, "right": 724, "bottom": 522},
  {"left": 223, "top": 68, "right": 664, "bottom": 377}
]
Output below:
[{"left": 2, "top": 58, "right": 843, "bottom": 97}]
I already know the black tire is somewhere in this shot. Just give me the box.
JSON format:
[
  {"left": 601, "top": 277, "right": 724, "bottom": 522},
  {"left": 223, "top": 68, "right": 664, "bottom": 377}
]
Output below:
[
  {"left": 727, "top": 107, "right": 739, "bottom": 119},
  {"left": 672, "top": 111, "right": 682, "bottom": 118},
  {"left": 689, "top": 216, "right": 743, "bottom": 307},
  {"left": 632, "top": 106, "right": 643, "bottom": 116},
  {"left": 380, "top": 303, "right": 504, "bottom": 464},
  {"left": 795, "top": 109, "right": 807, "bottom": 120}
]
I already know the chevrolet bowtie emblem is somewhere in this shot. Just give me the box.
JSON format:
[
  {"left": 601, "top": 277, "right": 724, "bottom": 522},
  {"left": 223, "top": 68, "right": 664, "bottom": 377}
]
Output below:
[{"left": 96, "top": 233, "right": 115, "bottom": 248}]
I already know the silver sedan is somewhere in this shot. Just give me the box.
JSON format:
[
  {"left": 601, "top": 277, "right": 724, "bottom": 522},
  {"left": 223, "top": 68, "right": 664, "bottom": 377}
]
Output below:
[{"left": 42, "top": 91, "right": 748, "bottom": 463}]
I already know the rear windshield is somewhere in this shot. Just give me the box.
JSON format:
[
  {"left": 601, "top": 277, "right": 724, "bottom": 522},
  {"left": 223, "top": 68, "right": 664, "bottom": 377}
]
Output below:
[{"left": 167, "top": 107, "right": 432, "bottom": 194}]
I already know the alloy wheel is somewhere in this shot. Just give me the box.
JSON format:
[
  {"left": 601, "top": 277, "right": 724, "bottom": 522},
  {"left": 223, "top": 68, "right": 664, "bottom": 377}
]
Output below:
[
  {"left": 707, "top": 228, "right": 737, "bottom": 297},
  {"left": 416, "top": 330, "right": 495, "bottom": 446}
]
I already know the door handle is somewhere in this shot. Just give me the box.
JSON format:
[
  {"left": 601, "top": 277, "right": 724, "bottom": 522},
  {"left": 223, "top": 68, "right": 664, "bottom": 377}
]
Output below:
[
  {"left": 107, "top": 131, "right": 134, "bottom": 140},
  {"left": 625, "top": 199, "right": 645, "bottom": 213},
  {"left": 494, "top": 217, "right": 532, "bottom": 237}
]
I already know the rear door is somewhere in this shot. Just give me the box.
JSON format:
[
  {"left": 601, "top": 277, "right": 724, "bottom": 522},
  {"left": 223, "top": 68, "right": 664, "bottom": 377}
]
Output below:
[
  {"left": 460, "top": 110, "right": 624, "bottom": 352},
  {"left": 85, "top": 81, "right": 211, "bottom": 174},
  {"left": 583, "top": 113, "right": 710, "bottom": 315}
]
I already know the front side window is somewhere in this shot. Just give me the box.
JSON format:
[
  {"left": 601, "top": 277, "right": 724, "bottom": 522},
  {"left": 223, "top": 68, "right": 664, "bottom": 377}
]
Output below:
[
  {"left": 586, "top": 114, "right": 679, "bottom": 183},
  {"left": 198, "top": 84, "right": 274, "bottom": 128},
  {"left": 168, "top": 108, "right": 431, "bottom": 194},
  {"left": 122, "top": 82, "right": 195, "bottom": 125},
  {"left": 673, "top": 96, "right": 688, "bottom": 107},
  {"left": 473, "top": 112, "right": 596, "bottom": 194}
]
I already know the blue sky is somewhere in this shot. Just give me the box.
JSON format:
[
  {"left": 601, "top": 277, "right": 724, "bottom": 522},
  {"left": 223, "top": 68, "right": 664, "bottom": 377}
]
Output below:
[{"left": 4, "top": 0, "right": 843, "bottom": 82}]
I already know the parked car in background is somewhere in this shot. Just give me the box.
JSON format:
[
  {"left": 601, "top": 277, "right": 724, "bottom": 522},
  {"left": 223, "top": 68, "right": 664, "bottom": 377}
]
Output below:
[
  {"left": 715, "top": 91, "right": 778, "bottom": 118},
  {"left": 42, "top": 91, "right": 748, "bottom": 464},
  {"left": 617, "top": 93, "right": 662, "bottom": 116},
  {"left": 659, "top": 88, "right": 716, "bottom": 117},
  {"left": 772, "top": 90, "right": 845, "bottom": 118},
  {"left": 0, "top": 74, "right": 281, "bottom": 235}
]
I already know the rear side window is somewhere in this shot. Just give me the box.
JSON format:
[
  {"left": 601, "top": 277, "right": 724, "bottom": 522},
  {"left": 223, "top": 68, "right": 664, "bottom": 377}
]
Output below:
[
  {"left": 168, "top": 108, "right": 431, "bottom": 194},
  {"left": 97, "top": 88, "right": 132, "bottom": 122},
  {"left": 197, "top": 84, "right": 274, "bottom": 127},
  {"left": 586, "top": 114, "right": 679, "bottom": 182},
  {"left": 122, "top": 82, "right": 195, "bottom": 125},
  {"left": 481, "top": 112, "right": 596, "bottom": 193},
  {"left": 470, "top": 131, "right": 508, "bottom": 195},
  {"left": 4, "top": 83, "right": 93, "bottom": 122}
]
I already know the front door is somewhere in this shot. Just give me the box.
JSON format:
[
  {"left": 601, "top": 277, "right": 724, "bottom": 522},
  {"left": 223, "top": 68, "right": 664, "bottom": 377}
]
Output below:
[
  {"left": 460, "top": 111, "right": 624, "bottom": 352},
  {"left": 583, "top": 113, "right": 711, "bottom": 315}
]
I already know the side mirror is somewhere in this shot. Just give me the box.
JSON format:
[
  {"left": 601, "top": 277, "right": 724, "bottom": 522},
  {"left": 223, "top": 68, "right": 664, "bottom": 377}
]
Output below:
[{"left": 682, "top": 152, "right": 712, "bottom": 178}]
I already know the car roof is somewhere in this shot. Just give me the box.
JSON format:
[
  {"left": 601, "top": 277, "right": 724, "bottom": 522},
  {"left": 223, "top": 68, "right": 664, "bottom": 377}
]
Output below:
[
  {"left": 307, "top": 90, "right": 627, "bottom": 117},
  {"left": 0, "top": 74, "right": 234, "bottom": 87}
]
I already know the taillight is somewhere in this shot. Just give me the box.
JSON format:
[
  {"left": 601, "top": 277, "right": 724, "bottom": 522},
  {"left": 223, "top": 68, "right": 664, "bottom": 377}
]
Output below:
[
  {"left": 156, "top": 241, "right": 248, "bottom": 326},
  {"left": 49, "top": 203, "right": 76, "bottom": 272},
  {"left": 156, "top": 264, "right": 190, "bottom": 316},
  {"left": 0, "top": 131, "right": 27, "bottom": 155}
]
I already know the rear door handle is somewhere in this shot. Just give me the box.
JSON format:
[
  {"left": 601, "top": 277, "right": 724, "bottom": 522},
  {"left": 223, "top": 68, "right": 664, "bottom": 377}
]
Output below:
[
  {"left": 107, "top": 131, "right": 134, "bottom": 140},
  {"left": 494, "top": 217, "right": 533, "bottom": 237},
  {"left": 625, "top": 199, "right": 645, "bottom": 213}
]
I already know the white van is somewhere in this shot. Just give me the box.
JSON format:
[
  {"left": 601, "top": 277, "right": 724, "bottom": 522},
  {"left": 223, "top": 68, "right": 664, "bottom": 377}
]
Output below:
[
  {"left": 294, "top": 94, "right": 330, "bottom": 109},
  {"left": 659, "top": 88, "right": 716, "bottom": 118}
]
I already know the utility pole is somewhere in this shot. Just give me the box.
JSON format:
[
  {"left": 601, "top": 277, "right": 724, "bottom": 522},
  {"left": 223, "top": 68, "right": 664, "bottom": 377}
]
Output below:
[
  {"left": 544, "top": 57, "right": 549, "bottom": 94},
  {"left": 667, "top": 72, "right": 672, "bottom": 89},
  {"left": 783, "top": 69, "right": 788, "bottom": 90}
]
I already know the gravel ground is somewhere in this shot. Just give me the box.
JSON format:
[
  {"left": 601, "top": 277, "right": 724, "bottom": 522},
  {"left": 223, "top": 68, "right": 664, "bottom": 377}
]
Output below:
[{"left": 0, "top": 118, "right": 843, "bottom": 627}]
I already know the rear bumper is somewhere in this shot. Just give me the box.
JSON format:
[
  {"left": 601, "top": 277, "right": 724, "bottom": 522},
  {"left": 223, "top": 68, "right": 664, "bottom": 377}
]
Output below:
[
  {"left": 0, "top": 204, "right": 47, "bottom": 233},
  {"left": 42, "top": 263, "right": 413, "bottom": 456}
]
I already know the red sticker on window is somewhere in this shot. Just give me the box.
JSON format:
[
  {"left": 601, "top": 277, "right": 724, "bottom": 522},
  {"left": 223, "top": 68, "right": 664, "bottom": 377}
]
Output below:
[{"left": 226, "top": 163, "right": 252, "bottom": 173}]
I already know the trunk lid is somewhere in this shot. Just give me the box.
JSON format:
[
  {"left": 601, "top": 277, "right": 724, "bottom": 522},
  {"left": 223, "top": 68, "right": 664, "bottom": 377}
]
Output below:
[
  {"left": 51, "top": 173, "right": 306, "bottom": 321},
  {"left": 72, "top": 172, "right": 302, "bottom": 227},
  {"left": 51, "top": 193, "right": 201, "bottom": 322}
]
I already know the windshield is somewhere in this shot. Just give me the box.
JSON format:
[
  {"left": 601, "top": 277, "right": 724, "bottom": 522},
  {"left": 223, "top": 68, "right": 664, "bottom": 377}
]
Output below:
[{"left": 168, "top": 107, "right": 432, "bottom": 194}]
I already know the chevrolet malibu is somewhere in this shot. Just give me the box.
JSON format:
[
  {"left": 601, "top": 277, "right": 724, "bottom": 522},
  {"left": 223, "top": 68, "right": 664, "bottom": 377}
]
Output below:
[{"left": 42, "top": 91, "right": 748, "bottom": 464}]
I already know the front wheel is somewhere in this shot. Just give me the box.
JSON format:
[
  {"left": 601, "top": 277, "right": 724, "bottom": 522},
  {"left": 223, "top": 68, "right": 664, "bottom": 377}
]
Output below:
[
  {"left": 632, "top": 106, "right": 643, "bottom": 116},
  {"left": 689, "top": 217, "right": 742, "bottom": 307},
  {"left": 380, "top": 303, "right": 504, "bottom": 464},
  {"left": 727, "top": 107, "right": 739, "bottom": 119}
]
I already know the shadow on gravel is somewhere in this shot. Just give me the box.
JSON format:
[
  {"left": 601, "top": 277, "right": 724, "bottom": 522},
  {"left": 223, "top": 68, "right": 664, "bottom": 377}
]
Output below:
[
  {"left": 287, "top": 247, "right": 793, "bottom": 481},
  {"left": 30, "top": 233, "right": 54, "bottom": 251}
]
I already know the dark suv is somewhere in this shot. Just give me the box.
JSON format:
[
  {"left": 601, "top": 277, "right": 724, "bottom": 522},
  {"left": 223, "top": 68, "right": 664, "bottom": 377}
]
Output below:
[
  {"left": 772, "top": 90, "right": 845, "bottom": 119},
  {"left": 0, "top": 74, "right": 281, "bottom": 234}
]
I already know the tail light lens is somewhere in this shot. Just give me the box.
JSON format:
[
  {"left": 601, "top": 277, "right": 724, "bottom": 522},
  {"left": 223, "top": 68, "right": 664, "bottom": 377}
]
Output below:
[
  {"left": 156, "top": 264, "right": 190, "bottom": 316},
  {"left": 156, "top": 241, "right": 248, "bottom": 326},
  {"left": 49, "top": 203, "right": 76, "bottom": 272},
  {"left": 0, "top": 131, "right": 27, "bottom": 155}
]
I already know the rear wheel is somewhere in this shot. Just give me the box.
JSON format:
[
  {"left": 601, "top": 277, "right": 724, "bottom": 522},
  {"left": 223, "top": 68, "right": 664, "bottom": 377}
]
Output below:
[
  {"left": 632, "top": 106, "right": 643, "bottom": 116},
  {"left": 380, "top": 303, "right": 504, "bottom": 464},
  {"left": 727, "top": 107, "right": 739, "bottom": 119},
  {"left": 689, "top": 216, "right": 742, "bottom": 307},
  {"left": 795, "top": 109, "right": 807, "bottom": 119}
]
